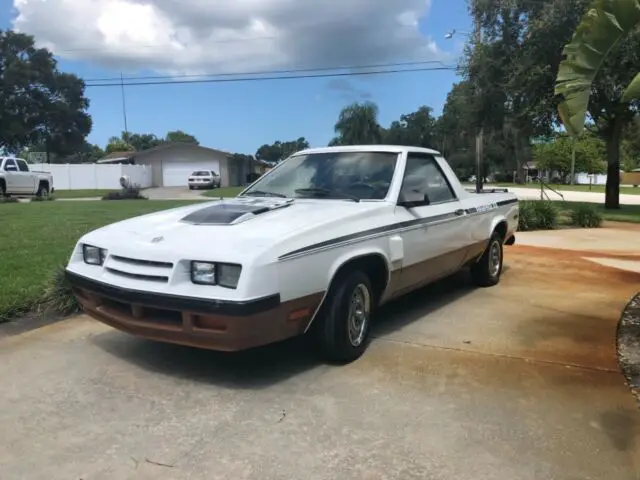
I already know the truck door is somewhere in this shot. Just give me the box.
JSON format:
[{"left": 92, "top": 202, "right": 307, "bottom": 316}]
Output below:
[
  {"left": 392, "top": 152, "right": 468, "bottom": 296},
  {"left": 15, "top": 159, "right": 34, "bottom": 193},
  {"left": 3, "top": 159, "right": 20, "bottom": 194}
]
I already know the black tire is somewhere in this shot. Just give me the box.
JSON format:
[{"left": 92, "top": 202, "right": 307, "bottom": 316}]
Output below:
[
  {"left": 314, "top": 270, "right": 374, "bottom": 364},
  {"left": 36, "top": 183, "right": 49, "bottom": 198},
  {"left": 188, "top": 186, "right": 194, "bottom": 190},
  {"left": 470, "top": 231, "right": 504, "bottom": 287},
  {"left": 0, "top": 182, "right": 6, "bottom": 197}
]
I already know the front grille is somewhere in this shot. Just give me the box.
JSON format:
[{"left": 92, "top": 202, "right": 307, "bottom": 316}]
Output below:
[
  {"left": 105, "top": 255, "right": 174, "bottom": 283},
  {"left": 105, "top": 268, "right": 169, "bottom": 283},
  {"left": 110, "top": 255, "right": 173, "bottom": 268}
]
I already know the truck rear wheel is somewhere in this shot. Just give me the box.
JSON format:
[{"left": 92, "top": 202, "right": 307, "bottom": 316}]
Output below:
[
  {"left": 36, "top": 183, "right": 50, "bottom": 198},
  {"left": 470, "top": 231, "right": 503, "bottom": 287},
  {"left": 0, "top": 182, "right": 5, "bottom": 197},
  {"left": 314, "top": 270, "right": 373, "bottom": 364}
]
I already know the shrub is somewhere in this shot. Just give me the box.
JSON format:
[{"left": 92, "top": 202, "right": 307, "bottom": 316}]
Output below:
[
  {"left": 493, "top": 172, "right": 513, "bottom": 183},
  {"left": 569, "top": 203, "right": 603, "bottom": 228},
  {"left": 518, "top": 201, "right": 535, "bottom": 231},
  {"left": 102, "top": 184, "right": 147, "bottom": 200},
  {"left": 531, "top": 200, "right": 559, "bottom": 230},
  {"left": 41, "top": 265, "right": 81, "bottom": 317},
  {"left": 518, "top": 200, "right": 559, "bottom": 231}
]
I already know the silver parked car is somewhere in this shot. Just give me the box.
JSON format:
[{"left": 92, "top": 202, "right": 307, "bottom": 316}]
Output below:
[{"left": 188, "top": 170, "right": 221, "bottom": 190}]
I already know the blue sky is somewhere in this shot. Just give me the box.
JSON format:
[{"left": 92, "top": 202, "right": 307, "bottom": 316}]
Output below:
[{"left": 3, "top": 0, "right": 472, "bottom": 155}]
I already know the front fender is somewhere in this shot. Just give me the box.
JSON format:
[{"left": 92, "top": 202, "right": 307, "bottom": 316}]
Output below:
[{"left": 326, "top": 245, "right": 393, "bottom": 288}]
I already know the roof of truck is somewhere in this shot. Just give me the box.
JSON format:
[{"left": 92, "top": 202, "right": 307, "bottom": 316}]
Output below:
[{"left": 294, "top": 145, "right": 441, "bottom": 156}]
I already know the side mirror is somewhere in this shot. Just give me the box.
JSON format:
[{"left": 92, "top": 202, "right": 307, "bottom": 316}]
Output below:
[
  {"left": 398, "top": 190, "right": 429, "bottom": 208},
  {"left": 4, "top": 165, "right": 17, "bottom": 172}
]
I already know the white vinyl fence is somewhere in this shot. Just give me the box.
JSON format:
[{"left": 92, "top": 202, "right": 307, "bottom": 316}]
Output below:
[
  {"left": 573, "top": 173, "right": 608, "bottom": 185},
  {"left": 30, "top": 164, "right": 152, "bottom": 190}
]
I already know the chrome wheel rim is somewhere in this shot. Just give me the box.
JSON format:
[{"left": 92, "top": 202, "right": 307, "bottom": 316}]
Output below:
[
  {"left": 489, "top": 240, "right": 502, "bottom": 277},
  {"left": 347, "top": 284, "right": 371, "bottom": 347}
]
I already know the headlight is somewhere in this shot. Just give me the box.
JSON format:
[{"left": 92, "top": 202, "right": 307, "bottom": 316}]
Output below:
[
  {"left": 190, "top": 261, "right": 242, "bottom": 289},
  {"left": 191, "top": 261, "right": 216, "bottom": 285},
  {"left": 83, "top": 244, "right": 106, "bottom": 265},
  {"left": 217, "top": 264, "right": 242, "bottom": 289}
]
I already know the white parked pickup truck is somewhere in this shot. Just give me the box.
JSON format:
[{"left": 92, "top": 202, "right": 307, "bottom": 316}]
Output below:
[
  {"left": 0, "top": 157, "right": 54, "bottom": 197},
  {"left": 65, "top": 145, "right": 518, "bottom": 363}
]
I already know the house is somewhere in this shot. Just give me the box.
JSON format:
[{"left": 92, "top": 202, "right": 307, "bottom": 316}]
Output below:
[{"left": 97, "top": 143, "right": 251, "bottom": 187}]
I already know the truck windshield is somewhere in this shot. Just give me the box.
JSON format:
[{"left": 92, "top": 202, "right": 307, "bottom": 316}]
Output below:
[
  {"left": 192, "top": 171, "right": 211, "bottom": 176},
  {"left": 241, "top": 151, "right": 398, "bottom": 200}
]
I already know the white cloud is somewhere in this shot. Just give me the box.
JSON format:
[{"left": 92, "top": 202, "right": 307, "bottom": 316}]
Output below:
[{"left": 12, "top": 0, "right": 447, "bottom": 75}]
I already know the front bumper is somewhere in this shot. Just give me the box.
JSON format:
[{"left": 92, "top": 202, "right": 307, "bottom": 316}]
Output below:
[
  {"left": 188, "top": 181, "right": 217, "bottom": 189},
  {"left": 66, "top": 270, "right": 322, "bottom": 351}
]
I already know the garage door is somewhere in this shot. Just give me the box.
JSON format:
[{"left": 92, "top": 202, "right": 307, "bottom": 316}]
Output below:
[{"left": 162, "top": 160, "right": 219, "bottom": 187}]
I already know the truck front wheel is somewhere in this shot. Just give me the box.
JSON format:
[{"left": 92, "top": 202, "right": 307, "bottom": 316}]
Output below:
[
  {"left": 314, "top": 270, "right": 373, "bottom": 364},
  {"left": 0, "top": 182, "right": 6, "bottom": 197}
]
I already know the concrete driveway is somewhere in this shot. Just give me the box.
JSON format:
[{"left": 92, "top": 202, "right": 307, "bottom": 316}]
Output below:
[{"left": 1, "top": 230, "right": 639, "bottom": 480}]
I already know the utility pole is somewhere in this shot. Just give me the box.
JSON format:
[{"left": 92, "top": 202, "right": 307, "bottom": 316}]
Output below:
[
  {"left": 473, "top": 6, "right": 484, "bottom": 193},
  {"left": 570, "top": 139, "right": 576, "bottom": 184},
  {"left": 120, "top": 72, "right": 129, "bottom": 144}
]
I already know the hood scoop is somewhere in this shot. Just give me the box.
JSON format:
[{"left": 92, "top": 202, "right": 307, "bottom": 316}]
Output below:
[{"left": 181, "top": 197, "right": 293, "bottom": 225}]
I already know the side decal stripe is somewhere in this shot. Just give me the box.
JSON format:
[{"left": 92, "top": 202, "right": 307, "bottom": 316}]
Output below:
[{"left": 278, "top": 199, "right": 518, "bottom": 260}]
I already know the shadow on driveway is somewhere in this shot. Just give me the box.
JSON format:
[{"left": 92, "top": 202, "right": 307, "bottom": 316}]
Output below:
[{"left": 90, "top": 268, "right": 481, "bottom": 389}]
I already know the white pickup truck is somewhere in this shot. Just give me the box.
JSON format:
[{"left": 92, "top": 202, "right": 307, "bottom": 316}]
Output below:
[
  {"left": 65, "top": 145, "right": 518, "bottom": 363},
  {"left": 0, "top": 157, "right": 54, "bottom": 197}
]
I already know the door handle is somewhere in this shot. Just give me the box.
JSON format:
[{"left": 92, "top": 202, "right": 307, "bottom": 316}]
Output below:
[{"left": 454, "top": 209, "right": 465, "bottom": 216}]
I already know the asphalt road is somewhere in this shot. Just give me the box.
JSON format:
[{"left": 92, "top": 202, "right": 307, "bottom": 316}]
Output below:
[{"left": 1, "top": 242, "right": 639, "bottom": 480}]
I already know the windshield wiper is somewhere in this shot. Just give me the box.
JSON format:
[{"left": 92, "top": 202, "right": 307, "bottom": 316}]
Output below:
[
  {"left": 294, "top": 188, "right": 360, "bottom": 202},
  {"left": 243, "top": 190, "right": 287, "bottom": 198}
]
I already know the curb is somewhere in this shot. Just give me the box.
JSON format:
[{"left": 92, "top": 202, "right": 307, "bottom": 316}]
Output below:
[{"left": 617, "top": 292, "right": 640, "bottom": 408}]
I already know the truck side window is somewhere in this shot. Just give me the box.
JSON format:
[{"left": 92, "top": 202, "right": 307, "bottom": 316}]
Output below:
[
  {"left": 4, "top": 159, "right": 17, "bottom": 171},
  {"left": 16, "top": 160, "right": 29, "bottom": 172},
  {"left": 401, "top": 154, "right": 456, "bottom": 204}
]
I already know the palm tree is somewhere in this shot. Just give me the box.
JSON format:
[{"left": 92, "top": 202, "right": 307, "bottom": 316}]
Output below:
[{"left": 331, "top": 102, "right": 383, "bottom": 145}]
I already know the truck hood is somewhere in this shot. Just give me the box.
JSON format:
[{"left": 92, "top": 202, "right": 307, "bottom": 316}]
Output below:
[{"left": 81, "top": 197, "right": 390, "bottom": 262}]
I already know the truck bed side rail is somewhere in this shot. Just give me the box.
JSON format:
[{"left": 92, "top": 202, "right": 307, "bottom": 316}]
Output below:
[{"left": 465, "top": 188, "right": 510, "bottom": 194}]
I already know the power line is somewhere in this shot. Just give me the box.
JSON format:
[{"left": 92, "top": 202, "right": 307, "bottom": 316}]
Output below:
[
  {"left": 84, "top": 66, "right": 456, "bottom": 88},
  {"left": 85, "top": 60, "right": 452, "bottom": 83}
]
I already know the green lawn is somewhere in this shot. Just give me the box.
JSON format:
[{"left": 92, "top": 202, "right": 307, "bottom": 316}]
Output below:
[
  {"left": 492, "top": 183, "right": 640, "bottom": 195},
  {"left": 0, "top": 200, "right": 199, "bottom": 322},
  {"left": 53, "top": 189, "right": 115, "bottom": 199},
  {"left": 201, "top": 186, "right": 245, "bottom": 198}
]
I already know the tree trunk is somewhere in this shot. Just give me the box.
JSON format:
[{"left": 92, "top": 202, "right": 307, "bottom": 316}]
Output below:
[
  {"left": 514, "top": 134, "right": 530, "bottom": 183},
  {"left": 604, "top": 117, "right": 623, "bottom": 209}
]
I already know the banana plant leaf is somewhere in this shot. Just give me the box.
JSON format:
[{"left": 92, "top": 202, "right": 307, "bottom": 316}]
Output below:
[
  {"left": 622, "top": 71, "right": 640, "bottom": 101},
  {"left": 555, "top": 0, "right": 640, "bottom": 136}
]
